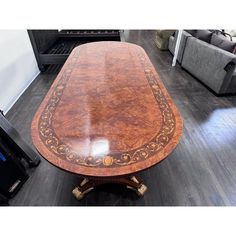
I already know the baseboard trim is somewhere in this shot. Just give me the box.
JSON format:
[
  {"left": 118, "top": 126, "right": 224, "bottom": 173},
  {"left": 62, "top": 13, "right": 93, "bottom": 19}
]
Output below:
[{"left": 4, "top": 71, "right": 40, "bottom": 114}]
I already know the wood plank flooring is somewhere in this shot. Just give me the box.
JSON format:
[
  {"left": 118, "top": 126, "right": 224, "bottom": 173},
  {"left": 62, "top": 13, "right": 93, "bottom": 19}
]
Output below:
[{"left": 6, "top": 30, "right": 236, "bottom": 206}]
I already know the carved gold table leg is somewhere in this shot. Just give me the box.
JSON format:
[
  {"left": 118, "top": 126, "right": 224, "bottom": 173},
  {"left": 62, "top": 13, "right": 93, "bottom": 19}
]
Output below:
[
  {"left": 126, "top": 176, "right": 148, "bottom": 197},
  {"left": 72, "top": 178, "right": 94, "bottom": 200},
  {"left": 72, "top": 175, "right": 147, "bottom": 200}
]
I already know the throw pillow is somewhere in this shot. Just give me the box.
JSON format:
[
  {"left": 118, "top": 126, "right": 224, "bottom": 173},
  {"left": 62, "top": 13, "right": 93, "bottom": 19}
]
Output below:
[
  {"left": 211, "top": 33, "right": 236, "bottom": 53},
  {"left": 195, "top": 30, "right": 213, "bottom": 43}
]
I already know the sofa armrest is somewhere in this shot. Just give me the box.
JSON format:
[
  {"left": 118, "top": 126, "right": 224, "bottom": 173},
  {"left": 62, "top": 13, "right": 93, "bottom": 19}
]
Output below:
[
  {"left": 224, "top": 59, "right": 236, "bottom": 72},
  {"left": 224, "top": 68, "right": 236, "bottom": 94},
  {"left": 168, "top": 30, "right": 192, "bottom": 63},
  {"left": 156, "top": 30, "right": 175, "bottom": 39},
  {"left": 182, "top": 36, "right": 236, "bottom": 94}
]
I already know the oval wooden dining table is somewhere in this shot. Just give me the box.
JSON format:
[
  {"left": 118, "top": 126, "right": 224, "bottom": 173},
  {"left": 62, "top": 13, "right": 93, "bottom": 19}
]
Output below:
[{"left": 31, "top": 41, "right": 183, "bottom": 200}]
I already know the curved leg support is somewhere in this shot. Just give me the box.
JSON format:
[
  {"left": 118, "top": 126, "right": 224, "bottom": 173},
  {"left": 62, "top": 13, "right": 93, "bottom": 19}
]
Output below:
[{"left": 72, "top": 175, "right": 147, "bottom": 200}]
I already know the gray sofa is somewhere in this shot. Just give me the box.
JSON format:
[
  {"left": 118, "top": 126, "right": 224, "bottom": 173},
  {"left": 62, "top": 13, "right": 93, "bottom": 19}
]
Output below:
[{"left": 168, "top": 30, "right": 236, "bottom": 95}]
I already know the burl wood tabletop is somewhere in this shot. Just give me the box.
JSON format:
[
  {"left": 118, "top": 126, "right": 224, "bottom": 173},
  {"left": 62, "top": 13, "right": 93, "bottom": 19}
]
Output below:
[{"left": 31, "top": 41, "right": 183, "bottom": 177}]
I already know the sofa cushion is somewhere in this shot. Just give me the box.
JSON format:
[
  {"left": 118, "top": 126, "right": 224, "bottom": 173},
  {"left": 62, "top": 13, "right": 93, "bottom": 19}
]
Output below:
[
  {"left": 195, "top": 30, "right": 213, "bottom": 43},
  {"left": 211, "top": 33, "right": 236, "bottom": 53}
]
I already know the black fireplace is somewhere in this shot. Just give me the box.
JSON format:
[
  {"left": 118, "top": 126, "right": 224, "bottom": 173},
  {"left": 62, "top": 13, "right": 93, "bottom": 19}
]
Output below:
[{"left": 28, "top": 30, "right": 124, "bottom": 72}]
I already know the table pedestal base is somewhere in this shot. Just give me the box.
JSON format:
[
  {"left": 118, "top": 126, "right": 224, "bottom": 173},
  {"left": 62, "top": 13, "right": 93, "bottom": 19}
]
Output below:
[{"left": 72, "top": 175, "right": 147, "bottom": 200}]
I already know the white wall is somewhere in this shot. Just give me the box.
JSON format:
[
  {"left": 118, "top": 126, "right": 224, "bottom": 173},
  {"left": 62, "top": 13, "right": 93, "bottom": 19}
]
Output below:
[{"left": 0, "top": 30, "right": 39, "bottom": 113}]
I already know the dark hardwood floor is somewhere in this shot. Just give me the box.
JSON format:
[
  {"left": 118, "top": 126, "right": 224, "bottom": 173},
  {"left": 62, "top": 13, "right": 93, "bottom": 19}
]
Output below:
[{"left": 6, "top": 30, "right": 236, "bottom": 206}]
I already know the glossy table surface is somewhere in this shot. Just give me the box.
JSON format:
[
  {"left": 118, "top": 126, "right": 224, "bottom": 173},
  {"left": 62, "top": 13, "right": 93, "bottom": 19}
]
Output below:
[{"left": 31, "top": 41, "right": 183, "bottom": 177}]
